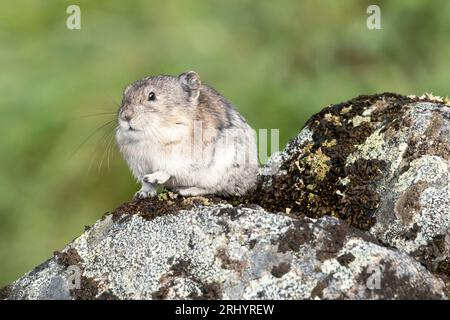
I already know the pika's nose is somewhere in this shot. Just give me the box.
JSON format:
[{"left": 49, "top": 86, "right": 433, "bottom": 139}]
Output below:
[{"left": 120, "top": 108, "right": 133, "bottom": 122}]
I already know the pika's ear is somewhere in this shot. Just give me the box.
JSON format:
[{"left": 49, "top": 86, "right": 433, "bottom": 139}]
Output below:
[{"left": 178, "top": 71, "right": 201, "bottom": 100}]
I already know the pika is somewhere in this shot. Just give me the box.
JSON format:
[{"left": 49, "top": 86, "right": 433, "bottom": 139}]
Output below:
[{"left": 116, "top": 71, "right": 258, "bottom": 198}]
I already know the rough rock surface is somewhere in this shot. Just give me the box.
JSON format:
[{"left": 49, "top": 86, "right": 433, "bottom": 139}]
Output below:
[
  {"left": 2, "top": 93, "right": 449, "bottom": 299},
  {"left": 2, "top": 204, "right": 447, "bottom": 299},
  {"left": 248, "top": 93, "right": 450, "bottom": 287}
]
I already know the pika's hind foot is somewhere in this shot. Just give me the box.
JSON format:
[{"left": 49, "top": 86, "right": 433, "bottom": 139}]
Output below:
[
  {"left": 176, "top": 187, "right": 210, "bottom": 196},
  {"left": 143, "top": 171, "right": 170, "bottom": 184}
]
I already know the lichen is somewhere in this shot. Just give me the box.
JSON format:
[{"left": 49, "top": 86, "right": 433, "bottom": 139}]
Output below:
[
  {"left": 246, "top": 93, "right": 420, "bottom": 230},
  {"left": 324, "top": 113, "right": 342, "bottom": 126},
  {"left": 4, "top": 203, "right": 447, "bottom": 299},
  {"left": 6, "top": 93, "right": 449, "bottom": 300},
  {"left": 340, "top": 105, "right": 352, "bottom": 115},
  {"left": 299, "top": 147, "right": 331, "bottom": 181},
  {"left": 408, "top": 92, "right": 450, "bottom": 106},
  {"left": 0, "top": 285, "right": 11, "bottom": 300},
  {"left": 350, "top": 115, "right": 371, "bottom": 127},
  {"left": 108, "top": 193, "right": 225, "bottom": 222},
  {"left": 182, "top": 196, "right": 211, "bottom": 206},
  {"left": 346, "top": 129, "right": 385, "bottom": 164},
  {"left": 322, "top": 139, "right": 337, "bottom": 148}
]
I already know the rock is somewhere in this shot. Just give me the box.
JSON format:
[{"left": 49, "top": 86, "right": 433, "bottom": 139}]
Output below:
[
  {"left": 2, "top": 203, "right": 447, "bottom": 299},
  {"left": 248, "top": 93, "right": 450, "bottom": 288},
  {"left": 2, "top": 93, "right": 449, "bottom": 300}
]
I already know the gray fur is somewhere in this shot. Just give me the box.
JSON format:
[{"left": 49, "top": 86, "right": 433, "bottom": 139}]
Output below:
[{"left": 116, "top": 71, "right": 259, "bottom": 198}]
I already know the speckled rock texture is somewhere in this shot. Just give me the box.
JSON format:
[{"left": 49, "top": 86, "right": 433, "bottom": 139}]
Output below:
[
  {"left": 2, "top": 93, "right": 449, "bottom": 300},
  {"left": 249, "top": 93, "right": 450, "bottom": 291},
  {"left": 2, "top": 204, "right": 447, "bottom": 300}
]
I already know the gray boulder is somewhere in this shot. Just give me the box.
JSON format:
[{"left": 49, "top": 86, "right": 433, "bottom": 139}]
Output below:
[
  {"left": 1, "top": 203, "right": 447, "bottom": 299},
  {"left": 249, "top": 93, "right": 450, "bottom": 288},
  {"left": 1, "top": 93, "right": 449, "bottom": 300}
]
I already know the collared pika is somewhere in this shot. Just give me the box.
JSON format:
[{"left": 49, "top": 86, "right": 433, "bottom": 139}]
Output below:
[{"left": 116, "top": 71, "right": 258, "bottom": 198}]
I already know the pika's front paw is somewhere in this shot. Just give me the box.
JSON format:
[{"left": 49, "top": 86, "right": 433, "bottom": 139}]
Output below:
[
  {"left": 134, "top": 190, "right": 157, "bottom": 199},
  {"left": 143, "top": 171, "right": 170, "bottom": 184}
]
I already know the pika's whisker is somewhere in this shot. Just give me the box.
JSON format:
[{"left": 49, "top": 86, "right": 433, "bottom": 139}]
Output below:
[
  {"left": 105, "top": 127, "right": 117, "bottom": 170},
  {"left": 76, "top": 112, "right": 118, "bottom": 119},
  {"left": 70, "top": 119, "right": 117, "bottom": 160},
  {"left": 107, "top": 127, "right": 119, "bottom": 168},
  {"left": 98, "top": 124, "right": 117, "bottom": 172}
]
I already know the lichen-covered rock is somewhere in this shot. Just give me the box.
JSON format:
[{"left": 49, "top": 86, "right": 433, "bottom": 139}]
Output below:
[
  {"left": 249, "top": 93, "right": 450, "bottom": 287},
  {"left": 2, "top": 203, "right": 447, "bottom": 300},
  {"left": 2, "top": 93, "right": 449, "bottom": 300}
]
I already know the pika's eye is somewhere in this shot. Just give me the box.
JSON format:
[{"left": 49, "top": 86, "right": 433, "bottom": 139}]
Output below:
[{"left": 148, "top": 91, "right": 156, "bottom": 101}]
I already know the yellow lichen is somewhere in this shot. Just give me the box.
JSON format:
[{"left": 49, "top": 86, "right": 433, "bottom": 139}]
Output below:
[
  {"left": 410, "top": 92, "right": 450, "bottom": 106},
  {"left": 324, "top": 113, "right": 342, "bottom": 126},
  {"left": 322, "top": 139, "right": 337, "bottom": 148},
  {"left": 182, "top": 196, "right": 211, "bottom": 206},
  {"left": 443, "top": 96, "right": 450, "bottom": 106},
  {"left": 158, "top": 190, "right": 178, "bottom": 202},
  {"left": 346, "top": 129, "right": 385, "bottom": 164},
  {"left": 295, "top": 143, "right": 314, "bottom": 172},
  {"left": 340, "top": 105, "right": 352, "bottom": 114},
  {"left": 351, "top": 115, "right": 371, "bottom": 127},
  {"left": 157, "top": 192, "right": 168, "bottom": 201},
  {"left": 300, "top": 147, "right": 331, "bottom": 181}
]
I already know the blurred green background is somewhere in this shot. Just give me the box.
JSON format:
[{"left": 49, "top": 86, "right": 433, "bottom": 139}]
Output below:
[{"left": 1, "top": 0, "right": 450, "bottom": 286}]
